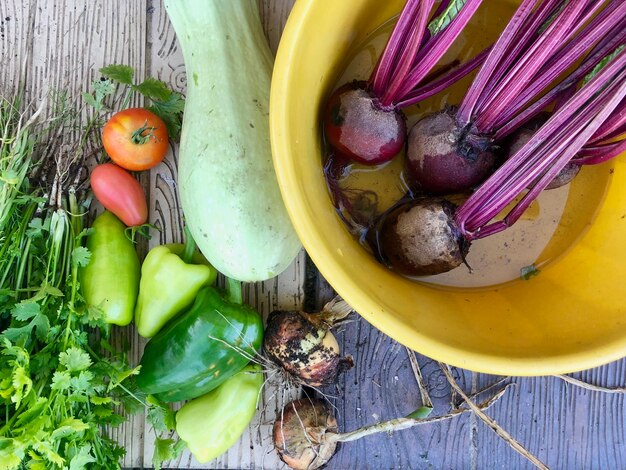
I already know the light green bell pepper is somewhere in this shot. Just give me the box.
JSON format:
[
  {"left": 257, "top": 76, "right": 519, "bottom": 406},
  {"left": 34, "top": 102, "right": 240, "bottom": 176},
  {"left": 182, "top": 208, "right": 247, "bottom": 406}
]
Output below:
[{"left": 175, "top": 364, "right": 263, "bottom": 463}]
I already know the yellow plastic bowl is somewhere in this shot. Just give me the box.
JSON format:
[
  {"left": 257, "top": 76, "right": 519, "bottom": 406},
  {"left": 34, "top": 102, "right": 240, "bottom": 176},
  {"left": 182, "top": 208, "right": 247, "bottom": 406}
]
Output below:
[{"left": 270, "top": 0, "right": 626, "bottom": 375}]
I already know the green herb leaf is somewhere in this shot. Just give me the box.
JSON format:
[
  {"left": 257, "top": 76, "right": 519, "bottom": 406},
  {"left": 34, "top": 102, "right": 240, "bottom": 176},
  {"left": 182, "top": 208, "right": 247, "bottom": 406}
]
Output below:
[
  {"left": 50, "top": 418, "right": 90, "bottom": 440},
  {"left": 583, "top": 45, "right": 625, "bottom": 86},
  {"left": 59, "top": 347, "right": 92, "bottom": 372},
  {"left": 100, "top": 64, "right": 135, "bottom": 85},
  {"left": 520, "top": 264, "right": 540, "bottom": 280},
  {"left": 84, "top": 79, "right": 116, "bottom": 112},
  {"left": 11, "top": 367, "right": 32, "bottom": 405},
  {"left": 38, "top": 285, "right": 64, "bottom": 298},
  {"left": 428, "top": 0, "right": 467, "bottom": 36},
  {"left": 68, "top": 445, "right": 96, "bottom": 470},
  {"left": 3, "top": 324, "right": 33, "bottom": 343},
  {"left": 70, "top": 370, "right": 94, "bottom": 393},
  {"left": 14, "top": 397, "right": 47, "bottom": 428},
  {"left": 12, "top": 301, "right": 40, "bottom": 321},
  {"left": 109, "top": 365, "right": 141, "bottom": 390},
  {"left": 90, "top": 395, "right": 118, "bottom": 405},
  {"left": 81, "top": 92, "right": 99, "bottom": 109},
  {"left": 31, "top": 313, "right": 50, "bottom": 341},
  {"left": 134, "top": 78, "right": 172, "bottom": 102},
  {"left": 34, "top": 441, "right": 65, "bottom": 467},
  {"left": 75, "top": 227, "right": 94, "bottom": 243},
  {"left": 152, "top": 438, "right": 186, "bottom": 470},
  {"left": 146, "top": 396, "right": 176, "bottom": 433},
  {"left": 148, "top": 91, "right": 185, "bottom": 141},
  {"left": 0, "top": 438, "right": 25, "bottom": 470},
  {"left": 405, "top": 406, "right": 434, "bottom": 419},
  {"left": 71, "top": 246, "right": 91, "bottom": 268},
  {"left": 26, "top": 217, "right": 47, "bottom": 238},
  {"left": 84, "top": 305, "right": 107, "bottom": 329},
  {"left": 51, "top": 371, "right": 71, "bottom": 391}
]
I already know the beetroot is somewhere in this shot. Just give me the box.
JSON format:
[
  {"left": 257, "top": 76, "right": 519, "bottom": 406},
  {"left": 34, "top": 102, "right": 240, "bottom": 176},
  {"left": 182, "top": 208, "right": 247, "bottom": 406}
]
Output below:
[
  {"left": 405, "top": 0, "right": 626, "bottom": 195},
  {"left": 379, "top": 198, "right": 468, "bottom": 276},
  {"left": 323, "top": 0, "right": 489, "bottom": 165},
  {"left": 505, "top": 115, "right": 580, "bottom": 190},
  {"left": 406, "top": 108, "right": 495, "bottom": 194},
  {"left": 379, "top": 49, "right": 626, "bottom": 276},
  {"left": 456, "top": 53, "right": 626, "bottom": 240},
  {"left": 323, "top": 82, "right": 406, "bottom": 165}
]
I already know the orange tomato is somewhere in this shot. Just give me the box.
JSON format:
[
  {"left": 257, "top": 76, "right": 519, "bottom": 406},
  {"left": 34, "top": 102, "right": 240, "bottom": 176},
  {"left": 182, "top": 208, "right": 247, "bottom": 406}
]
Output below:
[
  {"left": 90, "top": 163, "right": 148, "bottom": 226},
  {"left": 102, "top": 108, "right": 168, "bottom": 171}
]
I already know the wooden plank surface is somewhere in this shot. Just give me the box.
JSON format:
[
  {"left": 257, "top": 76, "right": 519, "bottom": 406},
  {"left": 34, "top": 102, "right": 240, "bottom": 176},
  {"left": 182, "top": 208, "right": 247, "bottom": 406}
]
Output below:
[{"left": 3, "top": 1, "right": 626, "bottom": 469}]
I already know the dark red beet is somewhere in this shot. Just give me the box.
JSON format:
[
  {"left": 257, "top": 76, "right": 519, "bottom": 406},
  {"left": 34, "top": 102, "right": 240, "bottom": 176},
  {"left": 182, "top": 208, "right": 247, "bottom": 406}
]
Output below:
[
  {"left": 323, "top": 81, "right": 406, "bottom": 165},
  {"left": 507, "top": 126, "right": 581, "bottom": 190},
  {"left": 406, "top": 109, "right": 496, "bottom": 195},
  {"left": 378, "top": 198, "right": 469, "bottom": 276}
]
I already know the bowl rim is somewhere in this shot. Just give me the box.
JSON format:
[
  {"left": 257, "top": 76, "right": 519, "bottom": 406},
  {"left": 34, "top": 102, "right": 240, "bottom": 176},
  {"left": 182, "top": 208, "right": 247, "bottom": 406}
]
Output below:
[{"left": 269, "top": 0, "right": 626, "bottom": 376}]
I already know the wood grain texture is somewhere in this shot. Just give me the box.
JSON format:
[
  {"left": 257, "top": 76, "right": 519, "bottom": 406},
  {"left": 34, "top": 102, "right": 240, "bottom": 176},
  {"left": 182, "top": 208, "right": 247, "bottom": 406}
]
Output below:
[
  {"left": 315, "top": 268, "right": 626, "bottom": 469},
  {"left": 1, "top": 1, "right": 149, "bottom": 467},
  {"left": 5, "top": 1, "right": 626, "bottom": 469},
  {"left": 143, "top": 1, "right": 304, "bottom": 468}
]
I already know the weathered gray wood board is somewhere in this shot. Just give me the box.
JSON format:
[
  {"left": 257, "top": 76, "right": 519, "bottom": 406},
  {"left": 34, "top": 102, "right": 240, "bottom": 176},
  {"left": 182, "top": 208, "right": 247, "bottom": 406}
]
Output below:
[
  {"left": 3, "top": 0, "right": 626, "bottom": 469},
  {"left": 320, "top": 279, "right": 626, "bottom": 469}
]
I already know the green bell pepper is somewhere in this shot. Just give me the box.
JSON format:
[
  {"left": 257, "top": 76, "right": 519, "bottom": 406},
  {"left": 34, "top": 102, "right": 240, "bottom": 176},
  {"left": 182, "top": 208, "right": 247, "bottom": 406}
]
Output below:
[
  {"left": 80, "top": 211, "right": 140, "bottom": 326},
  {"left": 175, "top": 364, "right": 263, "bottom": 463},
  {"left": 136, "top": 280, "right": 263, "bottom": 402},
  {"left": 135, "top": 232, "right": 217, "bottom": 338}
]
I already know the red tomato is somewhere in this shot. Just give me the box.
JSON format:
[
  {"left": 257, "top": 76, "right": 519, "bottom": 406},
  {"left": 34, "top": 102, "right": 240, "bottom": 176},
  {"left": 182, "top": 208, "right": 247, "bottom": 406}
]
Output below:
[
  {"left": 91, "top": 163, "right": 148, "bottom": 226},
  {"left": 102, "top": 108, "right": 168, "bottom": 171}
]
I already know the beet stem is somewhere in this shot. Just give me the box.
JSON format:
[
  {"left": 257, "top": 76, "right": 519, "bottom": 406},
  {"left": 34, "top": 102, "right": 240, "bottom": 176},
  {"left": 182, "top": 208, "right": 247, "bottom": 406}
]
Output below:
[
  {"left": 390, "top": 0, "right": 485, "bottom": 103},
  {"left": 396, "top": 47, "right": 491, "bottom": 108},
  {"left": 492, "top": 7, "right": 626, "bottom": 137},
  {"left": 455, "top": 51, "right": 626, "bottom": 239},
  {"left": 574, "top": 140, "right": 626, "bottom": 166},
  {"left": 473, "top": 0, "right": 590, "bottom": 133},
  {"left": 507, "top": 100, "right": 621, "bottom": 219},
  {"left": 473, "top": 82, "right": 624, "bottom": 231},
  {"left": 471, "top": 0, "right": 564, "bottom": 114},
  {"left": 470, "top": 79, "right": 626, "bottom": 236},
  {"left": 370, "top": 0, "right": 422, "bottom": 97},
  {"left": 493, "top": 26, "right": 626, "bottom": 141},
  {"left": 380, "top": 0, "right": 435, "bottom": 106},
  {"left": 456, "top": 0, "right": 538, "bottom": 125},
  {"left": 588, "top": 99, "right": 626, "bottom": 144}
]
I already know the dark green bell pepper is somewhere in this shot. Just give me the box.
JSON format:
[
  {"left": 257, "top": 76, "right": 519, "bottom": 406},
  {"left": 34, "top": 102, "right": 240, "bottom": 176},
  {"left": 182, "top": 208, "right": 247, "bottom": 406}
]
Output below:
[{"left": 136, "top": 280, "right": 263, "bottom": 402}]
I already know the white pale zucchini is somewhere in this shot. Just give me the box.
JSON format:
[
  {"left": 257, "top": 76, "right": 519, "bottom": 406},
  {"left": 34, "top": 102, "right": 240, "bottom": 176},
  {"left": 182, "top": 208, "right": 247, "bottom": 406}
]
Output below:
[{"left": 164, "top": 0, "right": 301, "bottom": 281}]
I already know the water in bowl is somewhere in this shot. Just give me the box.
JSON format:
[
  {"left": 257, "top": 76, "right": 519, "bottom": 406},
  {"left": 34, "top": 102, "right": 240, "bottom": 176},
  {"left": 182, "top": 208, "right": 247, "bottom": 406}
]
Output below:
[{"left": 323, "top": 2, "right": 612, "bottom": 289}]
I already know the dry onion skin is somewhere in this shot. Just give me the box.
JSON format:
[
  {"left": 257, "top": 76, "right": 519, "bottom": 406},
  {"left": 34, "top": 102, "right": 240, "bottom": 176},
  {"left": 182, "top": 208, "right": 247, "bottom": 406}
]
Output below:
[
  {"left": 264, "top": 304, "right": 354, "bottom": 387},
  {"left": 273, "top": 398, "right": 338, "bottom": 470}
]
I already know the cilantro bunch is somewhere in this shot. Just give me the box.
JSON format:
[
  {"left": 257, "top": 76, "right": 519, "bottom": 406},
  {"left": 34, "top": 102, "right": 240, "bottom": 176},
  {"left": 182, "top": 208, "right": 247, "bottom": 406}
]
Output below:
[
  {"left": 0, "top": 69, "right": 185, "bottom": 469},
  {"left": 0, "top": 89, "right": 138, "bottom": 469}
]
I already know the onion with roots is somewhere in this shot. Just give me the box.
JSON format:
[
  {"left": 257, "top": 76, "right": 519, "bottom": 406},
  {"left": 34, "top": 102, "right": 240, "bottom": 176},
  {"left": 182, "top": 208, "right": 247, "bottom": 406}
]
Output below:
[
  {"left": 273, "top": 399, "right": 338, "bottom": 470},
  {"left": 323, "top": 0, "right": 489, "bottom": 165},
  {"left": 405, "top": 0, "right": 626, "bottom": 195},
  {"left": 273, "top": 387, "right": 510, "bottom": 470},
  {"left": 377, "top": 50, "right": 626, "bottom": 276},
  {"left": 263, "top": 297, "right": 354, "bottom": 387}
]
